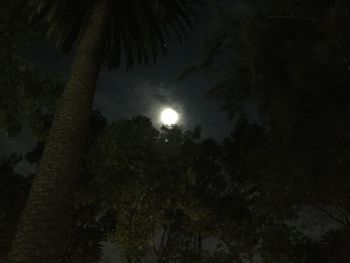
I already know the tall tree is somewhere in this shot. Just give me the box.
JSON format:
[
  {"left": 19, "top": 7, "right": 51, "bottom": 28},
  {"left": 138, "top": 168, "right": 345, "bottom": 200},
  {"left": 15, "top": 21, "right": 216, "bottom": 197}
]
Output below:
[
  {"left": 0, "top": 111, "right": 112, "bottom": 262},
  {"left": 10, "top": 0, "right": 202, "bottom": 262},
  {"left": 180, "top": 0, "right": 350, "bottom": 261},
  {"left": 0, "top": 0, "right": 62, "bottom": 138}
]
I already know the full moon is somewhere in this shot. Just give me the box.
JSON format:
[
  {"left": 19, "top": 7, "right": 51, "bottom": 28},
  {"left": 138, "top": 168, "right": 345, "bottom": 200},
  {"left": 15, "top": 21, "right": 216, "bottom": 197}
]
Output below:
[{"left": 160, "top": 108, "right": 179, "bottom": 126}]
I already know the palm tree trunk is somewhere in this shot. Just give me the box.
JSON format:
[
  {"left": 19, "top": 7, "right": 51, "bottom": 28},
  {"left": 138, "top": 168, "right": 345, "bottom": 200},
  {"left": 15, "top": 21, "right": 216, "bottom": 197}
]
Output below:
[{"left": 10, "top": 0, "right": 109, "bottom": 262}]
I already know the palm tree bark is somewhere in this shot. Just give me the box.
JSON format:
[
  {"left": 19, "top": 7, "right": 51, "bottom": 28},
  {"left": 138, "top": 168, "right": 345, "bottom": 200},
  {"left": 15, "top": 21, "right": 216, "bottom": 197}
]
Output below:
[{"left": 10, "top": 0, "right": 109, "bottom": 262}]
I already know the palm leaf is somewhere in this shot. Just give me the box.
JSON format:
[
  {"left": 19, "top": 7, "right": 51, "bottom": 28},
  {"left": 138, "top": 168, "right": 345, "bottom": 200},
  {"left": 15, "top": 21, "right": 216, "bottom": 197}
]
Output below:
[{"left": 30, "top": 0, "right": 203, "bottom": 70}]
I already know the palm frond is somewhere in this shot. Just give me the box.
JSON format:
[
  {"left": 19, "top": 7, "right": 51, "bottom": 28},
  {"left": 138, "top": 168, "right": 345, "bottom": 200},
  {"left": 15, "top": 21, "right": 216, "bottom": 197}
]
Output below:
[{"left": 30, "top": 0, "right": 203, "bottom": 70}]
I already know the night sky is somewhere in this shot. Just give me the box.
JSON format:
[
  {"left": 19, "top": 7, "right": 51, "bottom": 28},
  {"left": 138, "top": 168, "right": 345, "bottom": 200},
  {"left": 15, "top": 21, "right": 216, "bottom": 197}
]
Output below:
[
  {"left": 32, "top": 6, "right": 231, "bottom": 137},
  {"left": 0, "top": 6, "right": 233, "bottom": 168}
]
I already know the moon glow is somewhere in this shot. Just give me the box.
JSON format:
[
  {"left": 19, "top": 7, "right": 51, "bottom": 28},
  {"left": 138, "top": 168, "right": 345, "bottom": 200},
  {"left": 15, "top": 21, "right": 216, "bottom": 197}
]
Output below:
[{"left": 160, "top": 108, "right": 179, "bottom": 126}]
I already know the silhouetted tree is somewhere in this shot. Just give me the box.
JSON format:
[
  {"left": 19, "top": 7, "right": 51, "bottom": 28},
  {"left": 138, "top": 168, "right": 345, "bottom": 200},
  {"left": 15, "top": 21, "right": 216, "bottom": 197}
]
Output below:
[
  {"left": 0, "top": 0, "right": 63, "bottom": 138},
  {"left": 0, "top": 155, "right": 31, "bottom": 261},
  {"left": 10, "top": 1, "right": 202, "bottom": 262},
  {"left": 181, "top": 0, "right": 350, "bottom": 261}
]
